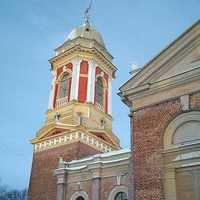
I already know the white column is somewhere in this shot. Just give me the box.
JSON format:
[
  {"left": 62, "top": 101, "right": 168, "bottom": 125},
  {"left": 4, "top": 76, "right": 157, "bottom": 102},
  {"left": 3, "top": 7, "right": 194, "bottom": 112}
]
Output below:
[
  {"left": 48, "top": 71, "right": 56, "bottom": 109},
  {"left": 87, "top": 60, "right": 96, "bottom": 103},
  {"left": 108, "top": 79, "right": 112, "bottom": 115},
  {"left": 70, "top": 58, "right": 81, "bottom": 101}
]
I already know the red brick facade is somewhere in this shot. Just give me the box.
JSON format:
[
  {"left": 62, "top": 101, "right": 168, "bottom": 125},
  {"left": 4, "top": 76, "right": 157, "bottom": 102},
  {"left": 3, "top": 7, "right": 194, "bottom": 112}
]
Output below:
[
  {"left": 100, "top": 177, "right": 128, "bottom": 200},
  {"left": 28, "top": 142, "right": 100, "bottom": 200},
  {"left": 131, "top": 91, "right": 200, "bottom": 200},
  {"left": 64, "top": 169, "right": 128, "bottom": 200}
]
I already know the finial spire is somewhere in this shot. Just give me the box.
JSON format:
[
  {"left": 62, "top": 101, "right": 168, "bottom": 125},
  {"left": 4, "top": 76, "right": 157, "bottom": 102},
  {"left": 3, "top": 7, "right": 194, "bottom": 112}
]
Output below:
[{"left": 84, "top": 0, "right": 92, "bottom": 26}]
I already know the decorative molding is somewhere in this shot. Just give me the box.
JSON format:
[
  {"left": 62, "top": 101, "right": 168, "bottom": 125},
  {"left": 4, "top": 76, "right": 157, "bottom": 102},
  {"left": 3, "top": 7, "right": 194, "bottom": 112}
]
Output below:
[
  {"left": 70, "top": 191, "right": 89, "bottom": 200},
  {"left": 180, "top": 95, "right": 189, "bottom": 110},
  {"left": 33, "top": 131, "right": 115, "bottom": 153},
  {"left": 48, "top": 71, "right": 56, "bottom": 109},
  {"left": 107, "top": 185, "right": 128, "bottom": 200},
  {"left": 70, "top": 58, "right": 81, "bottom": 101},
  {"left": 49, "top": 44, "right": 117, "bottom": 77},
  {"left": 87, "top": 60, "right": 96, "bottom": 103},
  {"left": 108, "top": 79, "right": 112, "bottom": 115},
  {"left": 163, "top": 111, "right": 200, "bottom": 150},
  {"left": 116, "top": 175, "right": 121, "bottom": 185},
  {"left": 119, "top": 21, "right": 200, "bottom": 93}
]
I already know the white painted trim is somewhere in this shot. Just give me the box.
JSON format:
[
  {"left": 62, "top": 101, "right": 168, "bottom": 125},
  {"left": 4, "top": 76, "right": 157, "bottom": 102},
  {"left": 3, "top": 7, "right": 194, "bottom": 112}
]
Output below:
[
  {"left": 108, "top": 79, "right": 112, "bottom": 115},
  {"left": 163, "top": 111, "right": 200, "bottom": 149},
  {"left": 87, "top": 60, "right": 96, "bottom": 103},
  {"left": 48, "top": 71, "right": 56, "bottom": 109},
  {"left": 180, "top": 95, "right": 189, "bottom": 110},
  {"left": 70, "top": 191, "right": 89, "bottom": 200},
  {"left": 33, "top": 131, "right": 115, "bottom": 153},
  {"left": 70, "top": 59, "right": 81, "bottom": 101},
  {"left": 107, "top": 185, "right": 128, "bottom": 200}
]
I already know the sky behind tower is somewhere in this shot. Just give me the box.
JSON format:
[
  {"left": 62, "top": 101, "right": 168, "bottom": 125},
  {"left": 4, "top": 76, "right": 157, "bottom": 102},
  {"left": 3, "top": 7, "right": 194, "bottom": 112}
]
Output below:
[{"left": 0, "top": 0, "right": 200, "bottom": 189}]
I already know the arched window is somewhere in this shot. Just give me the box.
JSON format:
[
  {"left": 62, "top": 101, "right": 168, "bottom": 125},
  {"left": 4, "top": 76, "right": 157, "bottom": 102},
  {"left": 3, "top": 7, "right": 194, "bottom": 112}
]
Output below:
[
  {"left": 76, "top": 197, "right": 84, "bottom": 200},
  {"left": 95, "top": 77, "right": 104, "bottom": 106},
  {"left": 114, "top": 192, "right": 128, "bottom": 200},
  {"left": 163, "top": 111, "right": 200, "bottom": 200},
  {"left": 70, "top": 191, "right": 88, "bottom": 200},
  {"left": 59, "top": 73, "right": 69, "bottom": 98},
  {"left": 163, "top": 111, "right": 200, "bottom": 149}
]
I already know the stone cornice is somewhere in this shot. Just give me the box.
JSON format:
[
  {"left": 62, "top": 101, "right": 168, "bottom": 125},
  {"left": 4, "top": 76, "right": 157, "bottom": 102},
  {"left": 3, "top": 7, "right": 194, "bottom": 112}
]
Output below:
[
  {"left": 49, "top": 45, "right": 117, "bottom": 77},
  {"left": 119, "top": 20, "right": 200, "bottom": 92},
  {"left": 120, "top": 67, "right": 200, "bottom": 110},
  {"left": 32, "top": 130, "right": 119, "bottom": 153},
  {"left": 162, "top": 141, "right": 200, "bottom": 155},
  {"left": 55, "top": 37, "right": 113, "bottom": 60},
  {"left": 55, "top": 149, "right": 130, "bottom": 175}
]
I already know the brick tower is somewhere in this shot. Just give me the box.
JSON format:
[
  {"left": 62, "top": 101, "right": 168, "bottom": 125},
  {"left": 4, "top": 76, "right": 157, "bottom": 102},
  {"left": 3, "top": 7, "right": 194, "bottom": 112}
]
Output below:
[{"left": 27, "top": 17, "right": 120, "bottom": 200}]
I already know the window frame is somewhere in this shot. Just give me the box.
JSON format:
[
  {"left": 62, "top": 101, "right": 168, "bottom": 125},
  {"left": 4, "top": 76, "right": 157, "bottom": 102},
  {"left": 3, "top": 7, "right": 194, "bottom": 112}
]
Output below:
[
  {"left": 114, "top": 192, "right": 128, "bottom": 200},
  {"left": 58, "top": 72, "right": 70, "bottom": 99}
]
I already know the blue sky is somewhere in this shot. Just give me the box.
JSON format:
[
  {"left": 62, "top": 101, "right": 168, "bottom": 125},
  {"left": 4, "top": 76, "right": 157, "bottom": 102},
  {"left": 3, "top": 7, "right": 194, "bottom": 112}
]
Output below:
[{"left": 0, "top": 0, "right": 199, "bottom": 189}]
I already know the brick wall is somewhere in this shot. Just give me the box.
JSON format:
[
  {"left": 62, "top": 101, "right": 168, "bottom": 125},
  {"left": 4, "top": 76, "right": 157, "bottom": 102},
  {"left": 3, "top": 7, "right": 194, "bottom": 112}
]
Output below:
[
  {"left": 101, "top": 176, "right": 128, "bottom": 199},
  {"left": 66, "top": 175, "right": 128, "bottom": 200},
  {"left": 27, "top": 142, "right": 100, "bottom": 200},
  {"left": 132, "top": 99, "right": 182, "bottom": 200},
  {"left": 132, "top": 91, "right": 200, "bottom": 200}
]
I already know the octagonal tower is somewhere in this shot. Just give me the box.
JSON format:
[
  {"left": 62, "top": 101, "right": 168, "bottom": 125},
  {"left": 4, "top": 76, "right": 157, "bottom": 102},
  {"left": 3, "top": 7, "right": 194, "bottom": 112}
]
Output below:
[{"left": 28, "top": 22, "right": 120, "bottom": 200}]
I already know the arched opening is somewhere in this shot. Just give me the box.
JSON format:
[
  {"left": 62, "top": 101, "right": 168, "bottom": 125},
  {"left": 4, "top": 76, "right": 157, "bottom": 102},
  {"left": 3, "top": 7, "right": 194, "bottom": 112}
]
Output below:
[
  {"left": 173, "top": 120, "right": 200, "bottom": 145},
  {"left": 107, "top": 186, "right": 128, "bottom": 200},
  {"left": 95, "top": 76, "right": 104, "bottom": 107},
  {"left": 56, "top": 72, "right": 71, "bottom": 108},
  {"left": 163, "top": 111, "right": 200, "bottom": 200},
  {"left": 114, "top": 192, "right": 128, "bottom": 200},
  {"left": 59, "top": 73, "right": 69, "bottom": 98},
  {"left": 76, "top": 197, "right": 84, "bottom": 200},
  {"left": 70, "top": 191, "right": 89, "bottom": 200}
]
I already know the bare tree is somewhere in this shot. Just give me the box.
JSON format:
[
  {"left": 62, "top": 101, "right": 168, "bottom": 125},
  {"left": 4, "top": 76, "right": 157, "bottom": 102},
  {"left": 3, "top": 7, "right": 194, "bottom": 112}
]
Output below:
[{"left": 0, "top": 179, "right": 27, "bottom": 200}]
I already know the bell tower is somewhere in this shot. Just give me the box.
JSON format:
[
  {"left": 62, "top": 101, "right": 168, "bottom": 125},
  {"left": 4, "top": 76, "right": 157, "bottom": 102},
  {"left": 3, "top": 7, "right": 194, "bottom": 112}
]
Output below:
[{"left": 27, "top": 8, "right": 120, "bottom": 200}]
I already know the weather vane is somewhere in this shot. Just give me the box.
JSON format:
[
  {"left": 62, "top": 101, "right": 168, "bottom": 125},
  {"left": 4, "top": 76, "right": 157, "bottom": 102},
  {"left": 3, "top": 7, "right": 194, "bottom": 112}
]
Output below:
[{"left": 84, "top": 0, "right": 92, "bottom": 26}]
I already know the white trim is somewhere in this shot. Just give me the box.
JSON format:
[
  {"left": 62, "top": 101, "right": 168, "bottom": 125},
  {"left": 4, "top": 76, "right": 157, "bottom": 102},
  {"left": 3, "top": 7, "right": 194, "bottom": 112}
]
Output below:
[
  {"left": 48, "top": 71, "right": 56, "bottom": 109},
  {"left": 87, "top": 60, "right": 96, "bottom": 103},
  {"left": 163, "top": 111, "right": 200, "bottom": 149},
  {"left": 108, "top": 79, "right": 112, "bottom": 115},
  {"left": 180, "top": 95, "right": 189, "bottom": 110},
  {"left": 70, "top": 191, "right": 89, "bottom": 200},
  {"left": 70, "top": 58, "right": 81, "bottom": 101},
  {"left": 107, "top": 185, "right": 128, "bottom": 200},
  {"left": 33, "top": 131, "right": 115, "bottom": 153}
]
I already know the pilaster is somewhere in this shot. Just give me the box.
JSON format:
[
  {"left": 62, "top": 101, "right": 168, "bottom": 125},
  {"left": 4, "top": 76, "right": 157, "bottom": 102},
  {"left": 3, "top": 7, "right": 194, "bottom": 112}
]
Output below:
[
  {"left": 54, "top": 168, "right": 67, "bottom": 200},
  {"left": 108, "top": 79, "right": 112, "bottom": 115},
  {"left": 48, "top": 71, "right": 57, "bottom": 109},
  {"left": 91, "top": 168, "right": 101, "bottom": 200},
  {"left": 128, "top": 108, "right": 134, "bottom": 200},
  {"left": 87, "top": 60, "right": 96, "bottom": 103},
  {"left": 70, "top": 58, "right": 81, "bottom": 101}
]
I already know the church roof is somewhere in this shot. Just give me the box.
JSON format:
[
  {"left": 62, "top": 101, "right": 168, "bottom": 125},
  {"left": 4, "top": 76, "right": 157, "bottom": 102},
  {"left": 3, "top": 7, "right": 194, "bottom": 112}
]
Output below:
[
  {"left": 119, "top": 19, "right": 200, "bottom": 109},
  {"left": 66, "top": 24, "right": 106, "bottom": 48},
  {"left": 119, "top": 19, "right": 200, "bottom": 94},
  {"left": 56, "top": 149, "right": 131, "bottom": 171}
]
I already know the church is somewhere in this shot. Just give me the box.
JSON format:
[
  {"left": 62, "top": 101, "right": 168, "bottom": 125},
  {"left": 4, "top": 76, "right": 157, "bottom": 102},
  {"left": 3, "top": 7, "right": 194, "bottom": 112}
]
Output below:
[{"left": 27, "top": 4, "right": 200, "bottom": 200}]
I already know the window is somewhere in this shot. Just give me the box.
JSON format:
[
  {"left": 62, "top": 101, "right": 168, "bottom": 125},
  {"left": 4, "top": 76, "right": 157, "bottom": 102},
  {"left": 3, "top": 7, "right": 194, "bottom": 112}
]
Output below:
[
  {"left": 114, "top": 192, "right": 128, "bottom": 200},
  {"left": 163, "top": 111, "right": 200, "bottom": 149},
  {"left": 95, "top": 77, "right": 104, "bottom": 106},
  {"left": 173, "top": 121, "right": 200, "bottom": 144},
  {"left": 163, "top": 111, "right": 200, "bottom": 200},
  {"left": 76, "top": 197, "right": 84, "bottom": 200},
  {"left": 59, "top": 73, "right": 69, "bottom": 98}
]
